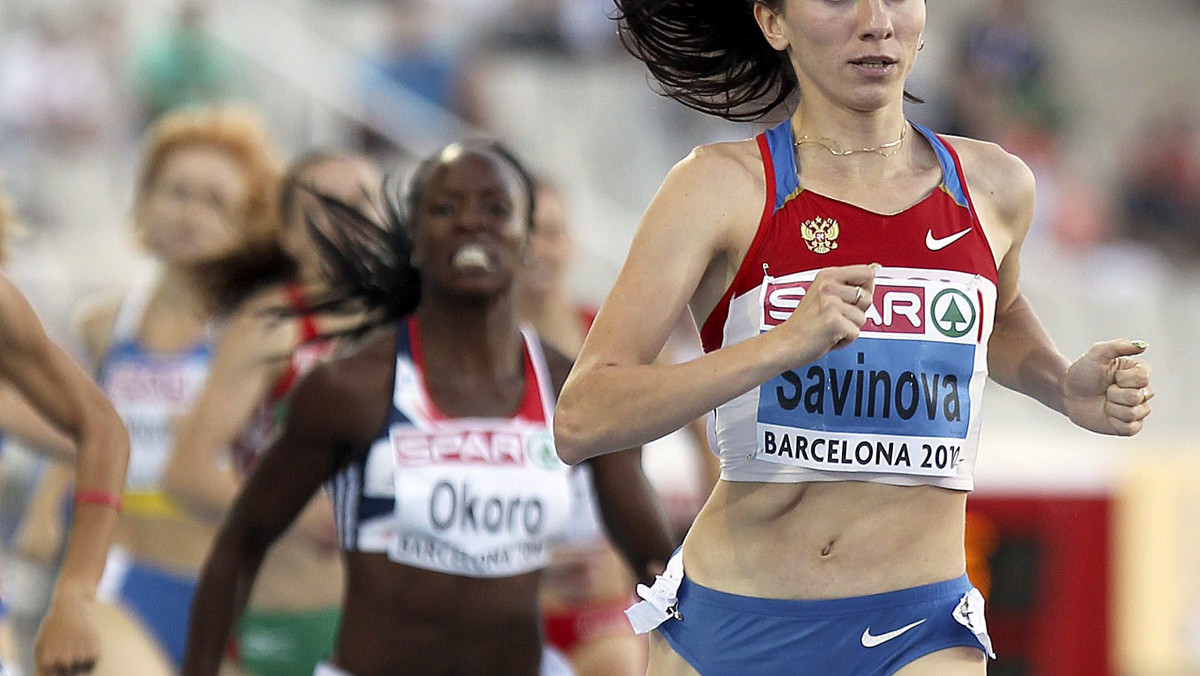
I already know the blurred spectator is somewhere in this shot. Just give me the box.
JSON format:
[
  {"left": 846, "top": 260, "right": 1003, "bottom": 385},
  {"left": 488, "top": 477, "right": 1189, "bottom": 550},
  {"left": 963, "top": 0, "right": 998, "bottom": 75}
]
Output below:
[
  {"left": 0, "top": 14, "right": 114, "bottom": 144},
  {"left": 0, "top": 12, "right": 120, "bottom": 231},
  {"left": 559, "top": 0, "right": 620, "bottom": 56},
  {"left": 132, "top": 0, "right": 234, "bottom": 126},
  {"left": 360, "top": 0, "right": 484, "bottom": 151},
  {"left": 493, "top": 0, "right": 567, "bottom": 53},
  {"left": 998, "top": 112, "right": 1112, "bottom": 253},
  {"left": 946, "top": 0, "right": 1061, "bottom": 142},
  {"left": 1116, "top": 99, "right": 1200, "bottom": 258}
]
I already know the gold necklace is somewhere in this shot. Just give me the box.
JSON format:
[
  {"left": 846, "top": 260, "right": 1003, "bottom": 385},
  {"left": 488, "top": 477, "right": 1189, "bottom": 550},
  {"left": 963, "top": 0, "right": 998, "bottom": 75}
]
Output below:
[{"left": 793, "top": 124, "right": 907, "bottom": 157}]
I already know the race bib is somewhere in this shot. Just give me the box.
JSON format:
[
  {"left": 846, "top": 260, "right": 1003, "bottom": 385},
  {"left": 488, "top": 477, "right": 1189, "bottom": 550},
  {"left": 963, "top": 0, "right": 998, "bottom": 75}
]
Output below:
[
  {"left": 118, "top": 404, "right": 177, "bottom": 490},
  {"left": 755, "top": 268, "right": 992, "bottom": 478},
  {"left": 106, "top": 359, "right": 208, "bottom": 491},
  {"left": 387, "top": 424, "right": 572, "bottom": 578}
]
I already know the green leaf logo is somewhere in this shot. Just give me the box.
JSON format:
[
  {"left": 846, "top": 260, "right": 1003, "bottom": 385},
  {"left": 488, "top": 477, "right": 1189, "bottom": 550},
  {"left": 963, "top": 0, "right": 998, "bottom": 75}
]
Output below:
[
  {"left": 526, "top": 431, "right": 562, "bottom": 470},
  {"left": 931, "top": 288, "right": 976, "bottom": 338}
]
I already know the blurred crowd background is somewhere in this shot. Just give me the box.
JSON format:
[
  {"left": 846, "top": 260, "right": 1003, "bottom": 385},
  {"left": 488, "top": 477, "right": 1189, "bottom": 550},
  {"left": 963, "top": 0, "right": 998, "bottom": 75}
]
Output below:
[{"left": 0, "top": 0, "right": 1198, "bottom": 674}]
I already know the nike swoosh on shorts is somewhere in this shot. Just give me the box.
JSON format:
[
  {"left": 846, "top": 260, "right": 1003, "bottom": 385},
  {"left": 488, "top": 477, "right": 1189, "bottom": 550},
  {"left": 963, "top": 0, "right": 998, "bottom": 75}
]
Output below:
[{"left": 861, "top": 619, "right": 927, "bottom": 648}]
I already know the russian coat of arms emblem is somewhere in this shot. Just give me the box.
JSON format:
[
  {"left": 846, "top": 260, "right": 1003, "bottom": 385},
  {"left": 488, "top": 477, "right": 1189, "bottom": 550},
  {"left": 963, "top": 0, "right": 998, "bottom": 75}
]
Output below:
[{"left": 800, "top": 217, "right": 839, "bottom": 254}]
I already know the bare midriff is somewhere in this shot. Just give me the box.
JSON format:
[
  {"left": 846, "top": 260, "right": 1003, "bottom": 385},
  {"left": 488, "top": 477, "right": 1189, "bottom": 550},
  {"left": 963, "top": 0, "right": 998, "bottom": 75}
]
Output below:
[{"left": 681, "top": 479, "right": 967, "bottom": 599}]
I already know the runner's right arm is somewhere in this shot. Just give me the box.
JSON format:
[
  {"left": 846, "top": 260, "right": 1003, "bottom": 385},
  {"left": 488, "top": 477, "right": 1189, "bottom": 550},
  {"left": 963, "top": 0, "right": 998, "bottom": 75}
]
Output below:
[{"left": 182, "top": 332, "right": 392, "bottom": 675}]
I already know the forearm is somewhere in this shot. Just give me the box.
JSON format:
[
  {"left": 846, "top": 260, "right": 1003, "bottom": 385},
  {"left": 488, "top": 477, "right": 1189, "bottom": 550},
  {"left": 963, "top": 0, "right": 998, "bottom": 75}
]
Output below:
[
  {"left": 590, "top": 450, "right": 677, "bottom": 585},
  {"left": 164, "top": 455, "right": 243, "bottom": 524},
  {"left": 182, "top": 527, "right": 267, "bottom": 675},
  {"left": 556, "top": 331, "right": 788, "bottom": 463},
  {"left": 988, "top": 294, "right": 1070, "bottom": 414},
  {"left": 52, "top": 504, "right": 118, "bottom": 599},
  {"left": 54, "top": 402, "right": 128, "bottom": 597},
  {"left": 0, "top": 387, "right": 75, "bottom": 459}
]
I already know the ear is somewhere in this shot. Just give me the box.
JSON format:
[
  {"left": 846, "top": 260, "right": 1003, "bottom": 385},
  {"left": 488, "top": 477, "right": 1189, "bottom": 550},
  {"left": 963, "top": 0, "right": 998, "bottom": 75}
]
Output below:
[{"left": 754, "top": 2, "right": 790, "bottom": 52}]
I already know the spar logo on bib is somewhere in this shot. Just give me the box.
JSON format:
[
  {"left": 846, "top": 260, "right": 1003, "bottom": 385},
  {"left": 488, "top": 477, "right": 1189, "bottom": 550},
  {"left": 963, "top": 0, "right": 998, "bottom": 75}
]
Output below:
[
  {"left": 763, "top": 279, "right": 925, "bottom": 335},
  {"left": 931, "top": 289, "right": 976, "bottom": 338}
]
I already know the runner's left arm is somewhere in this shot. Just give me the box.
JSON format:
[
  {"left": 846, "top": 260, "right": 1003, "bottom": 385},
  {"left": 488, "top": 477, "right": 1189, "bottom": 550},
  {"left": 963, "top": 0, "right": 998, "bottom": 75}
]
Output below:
[
  {"left": 977, "top": 144, "right": 1151, "bottom": 435},
  {"left": 0, "top": 274, "right": 130, "bottom": 674}
]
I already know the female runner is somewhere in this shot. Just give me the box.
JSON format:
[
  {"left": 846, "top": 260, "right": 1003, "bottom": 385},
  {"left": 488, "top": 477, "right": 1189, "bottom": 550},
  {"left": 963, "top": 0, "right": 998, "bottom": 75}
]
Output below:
[
  {"left": 164, "top": 152, "right": 382, "bottom": 676},
  {"left": 553, "top": 2, "right": 1153, "bottom": 675},
  {"left": 183, "top": 140, "right": 675, "bottom": 676},
  {"left": 0, "top": 190, "right": 130, "bottom": 675},
  {"left": 23, "top": 108, "right": 280, "bottom": 674}
]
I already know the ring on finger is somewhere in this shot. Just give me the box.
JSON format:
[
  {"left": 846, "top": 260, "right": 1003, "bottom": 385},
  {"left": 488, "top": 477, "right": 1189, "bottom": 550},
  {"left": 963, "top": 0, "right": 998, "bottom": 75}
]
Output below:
[
  {"left": 1141, "top": 387, "right": 1149, "bottom": 404},
  {"left": 854, "top": 287, "right": 864, "bottom": 305}
]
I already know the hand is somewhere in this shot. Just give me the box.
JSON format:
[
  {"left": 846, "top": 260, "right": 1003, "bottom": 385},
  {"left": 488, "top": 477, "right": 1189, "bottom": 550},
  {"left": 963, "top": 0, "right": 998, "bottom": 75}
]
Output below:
[
  {"left": 34, "top": 587, "right": 99, "bottom": 675},
  {"left": 1062, "top": 339, "right": 1153, "bottom": 436},
  {"left": 775, "top": 264, "right": 877, "bottom": 367}
]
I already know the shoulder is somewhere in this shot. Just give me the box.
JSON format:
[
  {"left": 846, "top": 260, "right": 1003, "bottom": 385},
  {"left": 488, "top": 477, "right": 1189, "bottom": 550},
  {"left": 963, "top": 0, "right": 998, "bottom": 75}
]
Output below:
[
  {"left": 320, "top": 324, "right": 400, "bottom": 404},
  {"left": 646, "top": 138, "right": 766, "bottom": 249},
  {"left": 66, "top": 290, "right": 119, "bottom": 369},
  {"left": 673, "top": 139, "right": 764, "bottom": 201},
  {"left": 75, "top": 295, "right": 122, "bottom": 362},
  {"left": 289, "top": 325, "right": 398, "bottom": 449},
  {"left": 942, "top": 135, "right": 1036, "bottom": 232}
]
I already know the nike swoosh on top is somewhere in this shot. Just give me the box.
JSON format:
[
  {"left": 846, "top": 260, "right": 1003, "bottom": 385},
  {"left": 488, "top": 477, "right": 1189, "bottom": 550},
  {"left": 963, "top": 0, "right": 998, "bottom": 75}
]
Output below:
[
  {"left": 925, "top": 227, "right": 973, "bottom": 251},
  {"left": 860, "top": 619, "right": 927, "bottom": 648}
]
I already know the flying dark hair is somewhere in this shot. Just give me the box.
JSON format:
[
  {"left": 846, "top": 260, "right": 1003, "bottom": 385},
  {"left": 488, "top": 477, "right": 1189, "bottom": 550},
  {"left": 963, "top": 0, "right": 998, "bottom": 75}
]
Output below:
[
  {"left": 294, "top": 140, "right": 537, "bottom": 336},
  {"left": 194, "top": 151, "right": 355, "bottom": 315},
  {"left": 614, "top": 0, "right": 794, "bottom": 121},
  {"left": 615, "top": 0, "right": 921, "bottom": 122}
]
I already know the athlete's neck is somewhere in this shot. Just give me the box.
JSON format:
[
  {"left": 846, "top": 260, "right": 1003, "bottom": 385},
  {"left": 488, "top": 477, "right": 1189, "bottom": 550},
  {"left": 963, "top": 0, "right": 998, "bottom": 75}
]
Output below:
[
  {"left": 790, "top": 101, "right": 909, "bottom": 161},
  {"left": 416, "top": 294, "right": 524, "bottom": 381},
  {"left": 152, "top": 267, "right": 206, "bottom": 316}
]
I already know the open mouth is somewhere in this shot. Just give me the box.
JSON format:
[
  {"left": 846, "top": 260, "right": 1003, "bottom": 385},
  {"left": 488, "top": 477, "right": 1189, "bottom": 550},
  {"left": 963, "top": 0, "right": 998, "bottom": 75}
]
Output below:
[
  {"left": 849, "top": 56, "right": 898, "bottom": 69},
  {"left": 451, "top": 243, "right": 494, "bottom": 272}
]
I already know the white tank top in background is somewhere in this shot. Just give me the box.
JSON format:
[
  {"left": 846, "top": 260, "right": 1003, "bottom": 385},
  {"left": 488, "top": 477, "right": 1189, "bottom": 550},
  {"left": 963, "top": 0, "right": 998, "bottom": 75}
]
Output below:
[
  {"left": 329, "top": 319, "right": 574, "bottom": 578},
  {"left": 96, "top": 277, "right": 213, "bottom": 512}
]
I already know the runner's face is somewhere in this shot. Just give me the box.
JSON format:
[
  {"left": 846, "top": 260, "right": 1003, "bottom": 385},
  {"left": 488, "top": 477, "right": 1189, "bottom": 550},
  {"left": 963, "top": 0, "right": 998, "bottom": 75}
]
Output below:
[
  {"left": 140, "top": 146, "right": 251, "bottom": 266},
  {"left": 413, "top": 149, "right": 529, "bottom": 300},
  {"left": 286, "top": 157, "right": 384, "bottom": 281},
  {"left": 766, "top": 0, "right": 925, "bottom": 112}
]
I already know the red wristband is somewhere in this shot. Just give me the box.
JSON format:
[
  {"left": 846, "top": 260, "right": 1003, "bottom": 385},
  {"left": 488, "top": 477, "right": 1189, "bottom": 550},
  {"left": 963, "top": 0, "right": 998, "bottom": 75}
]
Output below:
[{"left": 73, "top": 490, "right": 122, "bottom": 513}]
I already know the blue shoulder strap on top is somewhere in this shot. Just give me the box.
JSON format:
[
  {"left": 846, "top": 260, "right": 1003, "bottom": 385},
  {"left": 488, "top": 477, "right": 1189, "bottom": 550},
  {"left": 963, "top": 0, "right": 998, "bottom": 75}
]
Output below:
[
  {"left": 767, "top": 120, "right": 970, "bottom": 213},
  {"left": 764, "top": 120, "right": 801, "bottom": 213},
  {"left": 912, "top": 123, "right": 969, "bottom": 210}
]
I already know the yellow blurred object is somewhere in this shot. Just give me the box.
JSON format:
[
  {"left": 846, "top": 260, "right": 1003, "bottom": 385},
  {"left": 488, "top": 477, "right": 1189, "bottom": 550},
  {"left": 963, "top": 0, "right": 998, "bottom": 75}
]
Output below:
[
  {"left": 121, "top": 490, "right": 185, "bottom": 518},
  {"left": 1114, "top": 447, "right": 1200, "bottom": 675}
]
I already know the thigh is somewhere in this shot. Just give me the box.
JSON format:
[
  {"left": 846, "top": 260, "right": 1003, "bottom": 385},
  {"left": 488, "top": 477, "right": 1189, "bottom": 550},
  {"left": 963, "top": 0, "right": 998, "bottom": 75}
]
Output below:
[
  {"left": 91, "top": 602, "right": 175, "bottom": 676},
  {"left": 892, "top": 647, "right": 986, "bottom": 676},
  {"left": 646, "top": 631, "right": 700, "bottom": 676}
]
